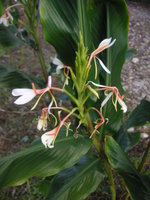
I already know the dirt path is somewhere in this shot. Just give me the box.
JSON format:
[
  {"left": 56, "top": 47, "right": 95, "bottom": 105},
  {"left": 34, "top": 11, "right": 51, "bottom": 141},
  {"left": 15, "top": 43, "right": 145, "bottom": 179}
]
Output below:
[{"left": 122, "top": 0, "right": 150, "bottom": 110}]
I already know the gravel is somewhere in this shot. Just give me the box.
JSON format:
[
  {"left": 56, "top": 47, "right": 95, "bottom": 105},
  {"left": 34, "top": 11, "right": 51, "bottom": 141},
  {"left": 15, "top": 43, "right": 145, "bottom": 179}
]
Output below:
[{"left": 122, "top": 0, "right": 150, "bottom": 110}]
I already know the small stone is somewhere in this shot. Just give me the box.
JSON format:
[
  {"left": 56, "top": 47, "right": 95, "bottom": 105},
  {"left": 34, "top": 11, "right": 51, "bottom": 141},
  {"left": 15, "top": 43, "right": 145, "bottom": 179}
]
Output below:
[
  {"left": 132, "top": 57, "right": 139, "bottom": 64},
  {"left": 21, "top": 136, "right": 29, "bottom": 143}
]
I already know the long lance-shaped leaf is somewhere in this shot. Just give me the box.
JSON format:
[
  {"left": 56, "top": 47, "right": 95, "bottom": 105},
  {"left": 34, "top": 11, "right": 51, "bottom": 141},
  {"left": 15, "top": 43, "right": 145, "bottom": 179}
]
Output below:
[
  {"left": 101, "top": 0, "right": 129, "bottom": 133},
  {"left": 124, "top": 99, "right": 150, "bottom": 129},
  {"left": 40, "top": 0, "right": 104, "bottom": 67},
  {"left": 47, "top": 153, "right": 105, "bottom": 200},
  {"left": 105, "top": 136, "right": 150, "bottom": 200},
  {"left": 0, "top": 135, "right": 92, "bottom": 188},
  {"left": 0, "top": 26, "right": 22, "bottom": 48},
  {"left": 115, "top": 99, "right": 150, "bottom": 151},
  {"left": 0, "top": 64, "right": 44, "bottom": 88}
]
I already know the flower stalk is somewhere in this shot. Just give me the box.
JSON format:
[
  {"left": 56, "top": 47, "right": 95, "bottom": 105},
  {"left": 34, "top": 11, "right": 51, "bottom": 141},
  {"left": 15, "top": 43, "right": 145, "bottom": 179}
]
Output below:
[
  {"left": 104, "top": 159, "right": 116, "bottom": 200},
  {"left": 33, "top": 28, "right": 48, "bottom": 81}
]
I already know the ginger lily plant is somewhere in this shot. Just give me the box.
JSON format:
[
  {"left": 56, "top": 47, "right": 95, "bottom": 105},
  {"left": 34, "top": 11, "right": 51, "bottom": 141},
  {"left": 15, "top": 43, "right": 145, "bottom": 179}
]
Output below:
[
  {"left": 1, "top": 1, "right": 150, "bottom": 200},
  {"left": 12, "top": 35, "right": 127, "bottom": 151}
]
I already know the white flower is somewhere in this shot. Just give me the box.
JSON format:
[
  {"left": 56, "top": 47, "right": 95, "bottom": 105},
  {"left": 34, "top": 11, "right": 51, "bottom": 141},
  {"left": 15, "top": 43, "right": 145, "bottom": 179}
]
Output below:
[
  {"left": 52, "top": 57, "right": 64, "bottom": 74},
  {"left": 37, "top": 117, "right": 47, "bottom": 131},
  {"left": 12, "top": 76, "right": 54, "bottom": 107},
  {"left": 12, "top": 88, "right": 36, "bottom": 105},
  {"left": 87, "top": 81, "right": 127, "bottom": 113},
  {"left": 0, "top": 11, "right": 13, "bottom": 27},
  {"left": 0, "top": 17, "right": 9, "bottom": 26},
  {"left": 98, "top": 38, "right": 116, "bottom": 49},
  {"left": 41, "top": 132, "right": 55, "bottom": 148},
  {"left": 87, "top": 38, "right": 116, "bottom": 67}
]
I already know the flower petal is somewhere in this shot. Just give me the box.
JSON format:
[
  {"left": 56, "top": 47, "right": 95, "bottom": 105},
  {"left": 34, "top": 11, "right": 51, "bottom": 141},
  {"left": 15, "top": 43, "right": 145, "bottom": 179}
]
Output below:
[
  {"left": 64, "top": 78, "right": 69, "bottom": 86},
  {"left": 56, "top": 65, "right": 64, "bottom": 74},
  {"left": 48, "top": 99, "right": 54, "bottom": 114},
  {"left": 101, "top": 92, "right": 113, "bottom": 108},
  {"left": 37, "top": 119, "right": 43, "bottom": 131},
  {"left": 12, "top": 88, "right": 35, "bottom": 96},
  {"left": 87, "top": 81, "right": 107, "bottom": 88},
  {"left": 47, "top": 136, "right": 55, "bottom": 148},
  {"left": 108, "top": 39, "right": 116, "bottom": 48},
  {"left": 3, "top": 18, "right": 9, "bottom": 27},
  {"left": 52, "top": 57, "right": 63, "bottom": 67},
  {"left": 47, "top": 76, "right": 52, "bottom": 87},
  {"left": 118, "top": 98, "right": 127, "bottom": 113},
  {"left": 96, "top": 58, "right": 111, "bottom": 74},
  {"left": 98, "top": 38, "right": 112, "bottom": 48},
  {"left": 41, "top": 131, "right": 56, "bottom": 148},
  {"left": 14, "top": 92, "right": 36, "bottom": 105}
]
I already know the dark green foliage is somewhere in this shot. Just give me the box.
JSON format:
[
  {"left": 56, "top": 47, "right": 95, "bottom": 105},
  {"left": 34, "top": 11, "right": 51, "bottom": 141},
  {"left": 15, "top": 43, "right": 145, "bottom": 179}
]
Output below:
[
  {"left": 47, "top": 153, "right": 105, "bottom": 200},
  {"left": 0, "top": 135, "right": 92, "bottom": 188},
  {"left": 105, "top": 136, "right": 150, "bottom": 200}
]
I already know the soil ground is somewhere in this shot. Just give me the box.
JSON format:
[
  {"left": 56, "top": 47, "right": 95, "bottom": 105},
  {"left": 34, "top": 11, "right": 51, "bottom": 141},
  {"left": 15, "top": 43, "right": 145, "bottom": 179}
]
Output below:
[
  {"left": 122, "top": 0, "right": 150, "bottom": 109},
  {"left": 0, "top": 0, "right": 150, "bottom": 199}
]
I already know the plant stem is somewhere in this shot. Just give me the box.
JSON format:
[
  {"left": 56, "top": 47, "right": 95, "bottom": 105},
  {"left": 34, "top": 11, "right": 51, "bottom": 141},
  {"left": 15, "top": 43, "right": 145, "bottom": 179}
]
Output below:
[
  {"left": 86, "top": 112, "right": 101, "bottom": 154},
  {"left": 134, "top": 146, "right": 138, "bottom": 169},
  {"left": 138, "top": 141, "right": 150, "bottom": 172},
  {"left": 33, "top": 28, "right": 48, "bottom": 81},
  {"left": 63, "top": 89, "right": 78, "bottom": 105},
  {"left": 26, "top": 180, "right": 32, "bottom": 200},
  {"left": 125, "top": 192, "right": 130, "bottom": 200},
  {"left": 104, "top": 159, "right": 116, "bottom": 200},
  {"left": 50, "top": 106, "right": 80, "bottom": 119},
  {"left": 21, "top": 1, "right": 48, "bottom": 82}
]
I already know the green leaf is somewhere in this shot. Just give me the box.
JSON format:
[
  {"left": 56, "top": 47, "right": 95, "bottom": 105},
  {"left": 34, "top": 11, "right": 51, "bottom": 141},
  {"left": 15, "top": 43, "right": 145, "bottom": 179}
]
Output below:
[
  {"left": 102, "top": 0, "right": 129, "bottom": 133},
  {"left": 115, "top": 99, "right": 150, "bottom": 151},
  {"left": 47, "top": 153, "right": 105, "bottom": 200},
  {"left": 40, "top": 0, "right": 128, "bottom": 84},
  {"left": 0, "top": 25, "right": 22, "bottom": 48},
  {"left": 105, "top": 136, "right": 150, "bottom": 200},
  {"left": 0, "top": 64, "right": 44, "bottom": 88},
  {"left": 35, "top": 178, "right": 53, "bottom": 196},
  {"left": 116, "top": 130, "right": 140, "bottom": 152},
  {"left": 40, "top": 0, "right": 104, "bottom": 66},
  {"left": 0, "top": 0, "right": 4, "bottom": 16},
  {"left": 125, "top": 99, "right": 150, "bottom": 129},
  {"left": 0, "top": 135, "right": 91, "bottom": 188}
]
